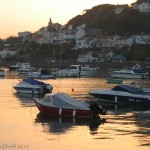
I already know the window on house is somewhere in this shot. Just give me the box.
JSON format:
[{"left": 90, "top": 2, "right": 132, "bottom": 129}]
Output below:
[{"left": 78, "top": 42, "right": 81, "bottom": 45}]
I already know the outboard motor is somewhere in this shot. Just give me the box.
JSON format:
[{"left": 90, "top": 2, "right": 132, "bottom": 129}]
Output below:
[
  {"left": 43, "top": 85, "right": 53, "bottom": 94},
  {"left": 89, "top": 101, "right": 106, "bottom": 117}
]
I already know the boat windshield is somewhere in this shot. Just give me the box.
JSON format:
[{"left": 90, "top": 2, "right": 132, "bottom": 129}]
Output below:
[
  {"left": 43, "top": 95, "right": 53, "bottom": 103},
  {"left": 112, "top": 85, "right": 146, "bottom": 95},
  {"left": 69, "top": 66, "right": 78, "bottom": 69}
]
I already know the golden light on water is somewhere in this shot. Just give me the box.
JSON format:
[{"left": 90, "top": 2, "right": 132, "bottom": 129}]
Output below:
[{"left": 0, "top": 78, "right": 149, "bottom": 150}]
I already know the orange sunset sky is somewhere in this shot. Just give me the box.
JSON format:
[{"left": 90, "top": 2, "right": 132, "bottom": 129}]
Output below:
[{"left": 0, "top": 0, "right": 136, "bottom": 39}]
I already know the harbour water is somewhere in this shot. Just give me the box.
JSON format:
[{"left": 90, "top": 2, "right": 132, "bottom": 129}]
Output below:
[{"left": 0, "top": 77, "right": 150, "bottom": 150}]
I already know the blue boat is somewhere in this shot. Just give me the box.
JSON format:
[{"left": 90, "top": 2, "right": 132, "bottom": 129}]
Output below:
[
  {"left": 13, "top": 78, "right": 53, "bottom": 94},
  {"left": 110, "top": 64, "right": 148, "bottom": 79}
]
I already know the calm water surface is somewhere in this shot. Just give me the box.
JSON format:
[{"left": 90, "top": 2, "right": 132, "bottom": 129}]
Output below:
[{"left": 0, "top": 77, "right": 150, "bottom": 150}]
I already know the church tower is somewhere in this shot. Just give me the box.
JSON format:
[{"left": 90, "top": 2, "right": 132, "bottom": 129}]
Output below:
[{"left": 48, "top": 17, "right": 53, "bottom": 26}]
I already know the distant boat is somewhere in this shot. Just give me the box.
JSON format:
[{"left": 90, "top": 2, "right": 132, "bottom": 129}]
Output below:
[
  {"left": 55, "top": 65, "right": 87, "bottom": 77},
  {"left": 28, "top": 69, "right": 56, "bottom": 79},
  {"left": 8, "top": 62, "right": 35, "bottom": 74},
  {"left": 106, "top": 79, "right": 123, "bottom": 84},
  {"left": 13, "top": 78, "right": 53, "bottom": 95},
  {"left": 110, "top": 64, "right": 148, "bottom": 79},
  {"left": 17, "top": 63, "right": 35, "bottom": 74}
]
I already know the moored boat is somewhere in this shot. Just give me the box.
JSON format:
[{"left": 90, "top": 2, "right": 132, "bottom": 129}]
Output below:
[
  {"left": 55, "top": 65, "right": 88, "bottom": 77},
  {"left": 110, "top": 64, "right": 148, "bottom": 79},
  {"left": 34, "top": 92, "right": 106, "bottom": 118},
  {"left": 106, "top": 79, "right": 123, "bottom": 84},
  {"left": 89, "top": 84, "right": 150, "bottom": 106},
  {"left": 13, "top": 78, "right": 53, "bottom": 94},
  {"left": 17, "top": 63, "right": 35, "bottom": 74},
  {"left": 28, "top": 69, "right": 56, "bottom": 79}
]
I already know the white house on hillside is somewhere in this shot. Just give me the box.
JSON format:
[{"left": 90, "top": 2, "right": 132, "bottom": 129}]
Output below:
[
  {"left": 0, "top": 48, "right": 17, "bottom": 58},
  {"left": 77, "top": 51, "right": 99, "bottom": 62},
  {"left": 133, "top": 2, "right": 150, "bottom": 13},
  {"left": 96, "top": 35, "right": 117, "bottom": 48},
  {"left": 75, "top": 24, "right": 86, "bottom": 39},
  {"left": 18, "top": 31, "right": 31, "bottom": 42},
  {"left": 75, "top": 36, "right": 97, "bottom": 49},
  {"left": 115, "top": 37, "right": 133, "bottom": 48},
  {"left": 132, "top": 34, "right": 150, "bottom": 44}
]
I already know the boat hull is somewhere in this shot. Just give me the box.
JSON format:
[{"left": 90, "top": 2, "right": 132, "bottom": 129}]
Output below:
[
  {"left": 110, "top": 73, "right": 148, "bottom": 79},
  {"left": 14, "top": 87, "right": 41, "bottom": 94},
  {"left": 90, "top": 92, "right": 150, "bottom": 106},
  {"left": 34, "top": 99, "right": 92, "bottom": 118}
]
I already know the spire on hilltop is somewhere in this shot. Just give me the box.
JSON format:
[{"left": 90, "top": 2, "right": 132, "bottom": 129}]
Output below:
[{"left": 48, "top": 17, "right": 53, "bottom": 26}]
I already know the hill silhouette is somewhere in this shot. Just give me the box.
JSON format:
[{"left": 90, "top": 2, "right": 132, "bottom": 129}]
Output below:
[{"left": 67, "top": 3, "right": 150, "bottom": 35}]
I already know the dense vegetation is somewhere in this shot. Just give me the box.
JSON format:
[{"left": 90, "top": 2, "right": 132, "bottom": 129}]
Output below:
[{"left": 67, "top": 3, "right": 150, "bottom": 35}]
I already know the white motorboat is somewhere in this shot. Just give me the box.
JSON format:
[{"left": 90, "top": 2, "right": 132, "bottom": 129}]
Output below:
[
  {"left": 34, "top": 92, "right": 106, "bottom": 118},
  {"left": 28, "top": 69, "right": 56, "bottom": 79},
  {"left": 55, "top": 65, "right": 88, "bottom": 77},
  {"left": 110, "top": 64, "right": 148, "bottom": 79},
  {"left": 13, "top": 78, "right": 53, "bottom": 94},
  {"left": 89, "top": 84, "right": 150, "bottom": 106},
  {"left": 17, "top": 63, "right": 35, "bottom": 74}
]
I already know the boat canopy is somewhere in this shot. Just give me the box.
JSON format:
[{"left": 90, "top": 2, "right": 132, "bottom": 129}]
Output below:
[
  {"left": 51, "top": 93, "right": 89, "bottom": 109},
  {"left": 132, "top": 68, "right": 145, "bottom": 73},
  {"left": 23, "top": 79, "right": 46, "bottom": 86},
  {"left": 112, "top": 85, "right": 146, "bottom": 95}
]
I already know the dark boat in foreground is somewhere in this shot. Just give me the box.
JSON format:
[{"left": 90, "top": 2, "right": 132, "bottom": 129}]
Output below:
[
  {"left": 89, "top": 84, "right": 150, "bottom": 106},
  {"left": 34, "top": 92, "right": 106, "bottom": 118}
]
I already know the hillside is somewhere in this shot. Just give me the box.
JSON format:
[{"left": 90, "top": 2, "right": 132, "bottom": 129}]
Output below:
[{"left": 67, "top": 4, "right": 150, "bottom": 35}]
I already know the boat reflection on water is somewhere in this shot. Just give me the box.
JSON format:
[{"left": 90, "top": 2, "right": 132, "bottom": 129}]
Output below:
[
  {"left": 13, "top": 93, "right": 44, "bottom": 107},
  {"left": 99, "top": 102, "right": 150, "bottom": 114},
  {"left": 35, "top": 112, "right": 106, "bottom": 134}
]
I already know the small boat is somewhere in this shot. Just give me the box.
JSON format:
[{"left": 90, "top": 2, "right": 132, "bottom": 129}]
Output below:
[
  {"left": 13, "top": 78, "right": 53, "bottom": 94},
  {"left": 89, "top": 84, "right": 150, "bottom": 106},
  {"left": 106, "top": 79, "right": 123, "bottom": 84},
  {"left": 28, "top": 69, "right": 56, "bottom": 79},
  {"left": 8, "top": 62, "right": 20, "bottom": 71},
  {"left": 110, "top": 64, "right": 148, "bottom": 79},
  {"left": 34, "top": 92, "right": 106, "bottom": 118},
  {"left": 17, "top": 63, "right": 35, "bottom": 74},
  {"left": 55, "top": 65, "right": 87, "bottom": 77}
]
